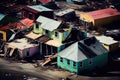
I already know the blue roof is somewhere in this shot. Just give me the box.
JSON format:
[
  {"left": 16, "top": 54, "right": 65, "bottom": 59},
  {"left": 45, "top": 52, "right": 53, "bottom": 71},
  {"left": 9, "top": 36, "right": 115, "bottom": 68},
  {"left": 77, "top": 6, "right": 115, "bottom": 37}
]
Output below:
[{"left": 0, "top": 13, "right": 5, "bottom": 21}]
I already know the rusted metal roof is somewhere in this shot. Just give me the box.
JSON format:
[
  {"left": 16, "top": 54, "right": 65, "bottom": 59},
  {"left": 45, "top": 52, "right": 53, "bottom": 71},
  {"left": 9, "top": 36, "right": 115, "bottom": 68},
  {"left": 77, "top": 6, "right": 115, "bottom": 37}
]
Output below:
[
  {"left": 0, "top": 18, "right": 34, "bottom": 30},
  {"left": 87, "top": 8, "right": 120, "bottom": 19}
]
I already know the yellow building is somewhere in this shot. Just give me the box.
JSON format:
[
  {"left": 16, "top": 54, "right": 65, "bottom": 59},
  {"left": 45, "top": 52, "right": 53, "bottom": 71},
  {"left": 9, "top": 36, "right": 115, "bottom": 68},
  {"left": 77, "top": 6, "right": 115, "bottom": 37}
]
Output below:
[
  {"left": 96, "top": 36, "right": 119, "bottom": 52},
  {"left": 80, "top": 8, "right": 120, "bottom": 28}
]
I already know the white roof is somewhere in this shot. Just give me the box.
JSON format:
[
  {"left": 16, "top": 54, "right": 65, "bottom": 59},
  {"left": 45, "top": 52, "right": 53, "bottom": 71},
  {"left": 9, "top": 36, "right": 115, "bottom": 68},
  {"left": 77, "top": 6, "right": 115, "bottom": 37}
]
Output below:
[
  {"left": 45, "top": 40, "right": 63, "bottom": 47},
  {"left": 28, "top": 5, "right": 52, "bottom": 12},
  {"left": 95, "top": 35, "right": 118, "bottom": 45},
  {"left": 25, "top": 31, "right": 42, "bottom": 40},
  {"left": 36, "top": 16, "right": 62, "bottom": 31},
  {"left": 58, "top": 42, "right": 87, "bottom": 62},
  {"left": 56, "top": 9, "right": 74, "bottom": 17},
  {"left": 7, "top": 38, "right": 38, "bottom": 50}
]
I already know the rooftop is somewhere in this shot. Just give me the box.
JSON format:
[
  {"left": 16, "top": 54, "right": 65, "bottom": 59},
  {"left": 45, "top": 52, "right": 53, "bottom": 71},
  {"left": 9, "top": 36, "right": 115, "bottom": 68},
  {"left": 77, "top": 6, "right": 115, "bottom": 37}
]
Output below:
[
  {"left": 95, "top": 35, "right": 119, "bottom": 45},
  {"left": 38, "top": 0, "right": 51, "bottom": 4},
  {"left": 87, "top": 8, "right": 120, "bottom": 19},
  {"left": 36, "top": 16, "right": 62, "bottom": 31},
  {"left": 25, "top": 32, "right": 42, "bottom": 40},
  {"left": 0, "top": 18, "right": 34, "bottom": 30},
  {"left": 28, "top": 5, "right": 52, "bottom": 12},
  {"left": 7, "top": 38, "right": 38, "bottom": 50},
  {"left": 58, "top": 37, "right": 107, "bottom": 62},
  {"left": 45, "top": 39, "right": 63, "bottom": 47},
  {"left": 55, "top": 9, "right": 74, "bottom": 17}
]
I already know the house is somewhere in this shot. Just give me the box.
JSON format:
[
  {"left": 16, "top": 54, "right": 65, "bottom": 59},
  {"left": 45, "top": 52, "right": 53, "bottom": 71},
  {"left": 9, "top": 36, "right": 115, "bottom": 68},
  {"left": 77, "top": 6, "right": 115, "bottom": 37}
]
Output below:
[
  {"left": 4, "top": 38, "right": 39, "bottom": 59},
  {"left": 57, "top": 37, "right": 108, "bottom": 74},
  {"left": 33, "top": 16, "right": 72, "bottom": 43},
  {"left": 0, "top": 18, "right": 34, "bottom": 41},
  {"left": 55, "top": 9, "right": 76, "bottom": 22},
  {"left": 95, "top": 35, "right": 119, "bottom": 52},
  {"left": 79, "top": 8, "right": 120, "bottom": 29},
  {"left": 0, "top": 13, "right": 18, "bottom": 27},
  {"left": 22, "top": 5, "right": 53, "bottom": 20}
]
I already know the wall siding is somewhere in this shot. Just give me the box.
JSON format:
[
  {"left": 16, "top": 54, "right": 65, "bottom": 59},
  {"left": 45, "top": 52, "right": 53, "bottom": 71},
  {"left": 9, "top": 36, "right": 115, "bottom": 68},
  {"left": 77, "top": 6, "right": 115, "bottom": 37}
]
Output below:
[{"left": 57, "top": 53, "right": 108, "bottom": 74}]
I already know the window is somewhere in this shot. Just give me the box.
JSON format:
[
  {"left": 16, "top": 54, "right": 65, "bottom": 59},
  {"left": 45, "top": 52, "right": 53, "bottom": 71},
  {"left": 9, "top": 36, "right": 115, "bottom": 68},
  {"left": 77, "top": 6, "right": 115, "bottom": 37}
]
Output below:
[
  {"left": 89, "top": 59, "right": 93, "bottom": 65},
  {"left": 67, "top": 60, "right": 70, "bottom": 65},
  {"left": 36, "top": 23, "right": 39, "bottom": 29},
  {"left": 26, "top": 51, "right": 29, "bottom": 57},
  {"left": 46, "top": 30, "right": 49, "bottom": 34},
  {"left": 0, "top": 33, "right": 3, "bottom": 40},
  {"left": 73, "top": 61, "right": 76, "bottom": 68},
  {"left": 55, "top": 32, "right": 58, "bottom": 37},
  {"left": 80, "top": 62, "right": 82, "bottom": 67},
  {"left": 60, "top": 57, "right": 63, "bottom": 62}
]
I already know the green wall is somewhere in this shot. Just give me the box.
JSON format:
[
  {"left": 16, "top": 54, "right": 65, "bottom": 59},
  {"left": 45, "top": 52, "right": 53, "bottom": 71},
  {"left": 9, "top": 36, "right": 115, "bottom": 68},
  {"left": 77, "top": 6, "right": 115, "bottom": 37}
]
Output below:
[{"left": 57, "top": 53, "right": 108, "bottom": 74}]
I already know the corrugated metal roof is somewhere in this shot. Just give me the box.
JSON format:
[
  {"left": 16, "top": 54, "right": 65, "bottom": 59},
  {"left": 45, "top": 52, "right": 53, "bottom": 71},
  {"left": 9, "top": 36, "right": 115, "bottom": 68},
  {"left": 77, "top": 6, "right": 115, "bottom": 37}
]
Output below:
[
  {"left": 0, "top": 13, "right": 5, "bottom": 21},
  {"left": 28, "top": 5, "right": 52, "bottom": 12},
  {"left": 36, "top": 16, "right": 62, "bottom": 31},
  {"left": 95, "top": 35, "right": 118, "bottom": 45},
  {"left": 58, "top": 37, "right": 108, "bottom": 62},
  {"left": 58, "top": 42, "right": 87, "bottom": 62},
  {"left": 0, "top": 18, "right": 34, "bottom": 30},
  {"left": 38, "top": 0, "right": 51, "bottom": 4},
  {"left": 87, "top": 8, "right": 120, "bottom": 19}
]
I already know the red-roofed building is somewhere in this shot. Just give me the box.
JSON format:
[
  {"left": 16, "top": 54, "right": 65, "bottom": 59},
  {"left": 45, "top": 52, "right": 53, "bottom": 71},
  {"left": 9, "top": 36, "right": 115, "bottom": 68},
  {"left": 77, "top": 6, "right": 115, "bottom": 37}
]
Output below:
[
  {"left": 0, "top": 18, "right": 34, "bottom": 41},
  {"left": 80, "top": 8, "right": 120, "bottom": 28},
  {"left": 38, "top": 0, "right": 51, "bottom": 4}
]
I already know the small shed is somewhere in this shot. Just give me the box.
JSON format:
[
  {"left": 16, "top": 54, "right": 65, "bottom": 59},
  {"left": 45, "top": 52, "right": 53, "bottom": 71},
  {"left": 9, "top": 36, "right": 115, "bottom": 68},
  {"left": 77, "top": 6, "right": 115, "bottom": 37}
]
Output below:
[
  {"left": 22, "top": 5, "right": 53, "bottom": 20},
  {"left": 57, "top": 37, "right": 108, "bottom": 74},
  {"left": 5, "top": 38, "right": 39, "bottom": 58},
  {"left": 55, "top": 9, "right": 76, "bottom": 22},
  {"left": 80, "top": 8, "right": 120, "bottom": 28},
  {"left": 95, "top": 35, "right": 119, "bottom": 52}
]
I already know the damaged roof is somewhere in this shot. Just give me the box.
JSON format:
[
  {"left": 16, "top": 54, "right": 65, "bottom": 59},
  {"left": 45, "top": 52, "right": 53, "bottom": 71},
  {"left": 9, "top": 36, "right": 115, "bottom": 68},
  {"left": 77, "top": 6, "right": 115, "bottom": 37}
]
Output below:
[
  {"left": 38, "top": 35, "right": 51, "bottom": 43},
  {"left": 55, "top": 9, "right": 74, "bottom": 17},
  {"left": 0, "top": 18, "right": 34, "bottom": 30},
  {"left": 7, "top": 38, "right": 38, "bottom": 50},
  {"left": 36, "top": 16, "right": 62, "bottom": 31},
  {"left": 58, "top": 37, "right": 107, "bottom": 62}
]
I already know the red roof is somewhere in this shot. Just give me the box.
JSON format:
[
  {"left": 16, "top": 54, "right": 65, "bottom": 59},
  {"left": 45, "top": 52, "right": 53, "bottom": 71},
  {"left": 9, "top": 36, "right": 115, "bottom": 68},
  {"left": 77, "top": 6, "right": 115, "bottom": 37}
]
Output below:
[
  {"left": 87, "top": 8, "right": 120, "bottom": 19},
  {"left": 0, "top": 18, "right": 34, "bottom": 30},
  {"left": 39, "top": 0, "right": 51, "bottom": 4}
]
